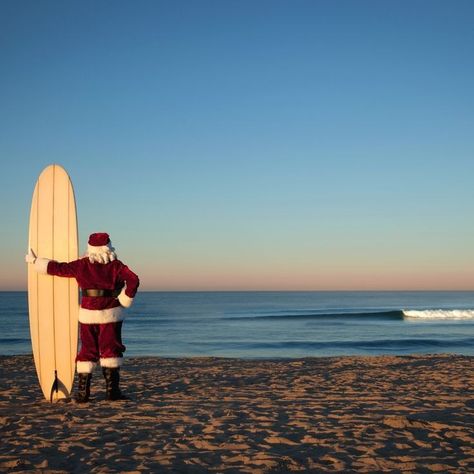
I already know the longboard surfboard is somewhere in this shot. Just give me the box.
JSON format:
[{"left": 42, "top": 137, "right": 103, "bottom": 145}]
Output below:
[{"left": 28, "top": 164, "right": 79, "bottom": 401}]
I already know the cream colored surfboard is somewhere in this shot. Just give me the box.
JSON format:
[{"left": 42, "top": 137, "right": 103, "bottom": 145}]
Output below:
[{"left": 28, "top": 164, "right": 79, "bottom": 401}]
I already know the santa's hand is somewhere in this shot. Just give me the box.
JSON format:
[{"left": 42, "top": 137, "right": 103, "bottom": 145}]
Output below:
[{"left": 25, "top": 248, "right": 37, "bottom": 264}]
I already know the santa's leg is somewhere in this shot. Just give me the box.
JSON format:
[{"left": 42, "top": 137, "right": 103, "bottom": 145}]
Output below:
[
  {"left": 98, "top": 322, "right": 128, "bottom": 400},
  {"left": 75, "top": 323, "right": 100, "bottom": 403}
]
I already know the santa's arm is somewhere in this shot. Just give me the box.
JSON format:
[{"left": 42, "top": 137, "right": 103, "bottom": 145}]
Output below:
[
  {"left": 47, "top": 260, "right": 80, "bottom": 278},
  {"left": 25, "top": 249, "right": 79, "bottom": 277},
  {"left": 117, "top": 265, "right": 140, "bottom": 308}
]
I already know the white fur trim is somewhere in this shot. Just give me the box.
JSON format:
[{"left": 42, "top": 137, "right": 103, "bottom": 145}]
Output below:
[
  {"left": 76, "top": 361, "right": 97, "bottom": 373},
  {"left": 79, "top": 306, "right": 124, "bottom": 324},
  {"left": 34, "top": 257, "right": 50, "bottom": 274},
  {"left": 118, "top": 288, "right": 134, "bottom": 308},
  {"left": 100, "top": 357, "right": 123, "bottom": 368},
  {"left": 86, "top": 243, "right": 117, "bottom": 264}
]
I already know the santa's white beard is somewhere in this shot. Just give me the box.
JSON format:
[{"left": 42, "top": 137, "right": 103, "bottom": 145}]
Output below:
[{"left": 86, "top": 244, "right": 117, "bottom": 264}]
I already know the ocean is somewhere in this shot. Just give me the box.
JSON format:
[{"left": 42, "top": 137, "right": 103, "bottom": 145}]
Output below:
[{"left": 1, "top": 291, "right": 474, "bottom": 358}]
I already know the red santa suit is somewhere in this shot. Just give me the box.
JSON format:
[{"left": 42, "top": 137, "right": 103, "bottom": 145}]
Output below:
[{"left": 33, "top": 233, "right": 139, "bottom": 374}]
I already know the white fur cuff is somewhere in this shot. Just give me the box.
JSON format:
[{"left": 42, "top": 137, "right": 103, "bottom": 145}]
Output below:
[
  {"left": 118, "top": 288, "right": 134, "bottom": 308},
  {"left": 79, "top": 306, "right": 124, "bottom": 324},
  {"left": 77, "top": 361, "right": 97, "bottom": 373},
  {"left": 100, "top": 357, "right": 123, "bottom": 368},
  {"left": 34, "top": 257, "right": 50, "bottom": 274}
]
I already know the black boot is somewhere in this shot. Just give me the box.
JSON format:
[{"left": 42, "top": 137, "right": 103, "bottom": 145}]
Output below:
[
  {"left": 75, "top": 373, "right": 92, "bottom": 403},
  {"left": 102, "top": 367, "right": 128, "bottom": 401}
]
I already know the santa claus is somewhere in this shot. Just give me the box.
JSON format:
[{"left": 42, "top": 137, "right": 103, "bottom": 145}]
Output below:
[{"left": 26, "top": 232, "right": 139, "bottom": 402}]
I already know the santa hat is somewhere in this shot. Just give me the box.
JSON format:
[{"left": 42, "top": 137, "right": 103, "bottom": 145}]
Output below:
[
  {"left": 88, "top": 233, "right": 110, "bottom": 246},
  {"left": 87, "top": 233, "right": 117, "bottom": 264}
]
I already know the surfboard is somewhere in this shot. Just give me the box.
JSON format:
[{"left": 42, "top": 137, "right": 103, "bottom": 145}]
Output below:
[{"left": 28, "top": 164, "right": 79, "bottom": 401}]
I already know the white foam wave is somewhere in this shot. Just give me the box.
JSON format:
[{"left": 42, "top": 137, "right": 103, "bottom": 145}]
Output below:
[{"left": 403, "top": 309, "right": 474, "bottom": 320}]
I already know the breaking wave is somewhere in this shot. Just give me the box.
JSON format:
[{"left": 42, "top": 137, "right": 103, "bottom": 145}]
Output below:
[{"left": 402, "top": 309, "right": 474, "bottom": 320}]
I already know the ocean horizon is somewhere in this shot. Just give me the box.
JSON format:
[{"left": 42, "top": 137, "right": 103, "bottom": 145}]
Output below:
[{"left": 2, "top": 290, "right": 474, "bottom": 358}]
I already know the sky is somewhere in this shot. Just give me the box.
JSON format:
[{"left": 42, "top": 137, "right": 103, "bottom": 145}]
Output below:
[{"left": 1, "top": 0, "right": 473, "bottom": 291}]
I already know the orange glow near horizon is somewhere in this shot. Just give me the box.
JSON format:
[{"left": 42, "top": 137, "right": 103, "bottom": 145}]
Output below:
[
  {"left": 4, "top": 253, "right": 474, "bottom": 292},
  {"left": 3, "top": 270, "right": 474, "bottom": 292},
  {"left": 130, "top": 263, "right": 474, "bottom": 292}
]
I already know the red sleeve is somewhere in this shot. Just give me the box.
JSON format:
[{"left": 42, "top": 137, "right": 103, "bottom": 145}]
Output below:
[
  {"left": 119, "top": 265, "right": 140, "bottom": 298},
  {"left": 47, "top": 259, "right": 81, "bottom": 278}
]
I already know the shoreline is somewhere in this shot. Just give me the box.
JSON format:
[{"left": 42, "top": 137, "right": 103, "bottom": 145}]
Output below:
[
  {"left": 1, "top": 354, "right": 473, "bottom": 472},
  {"left": 3, "top": 351, "right": 474, "bottom": 360}
]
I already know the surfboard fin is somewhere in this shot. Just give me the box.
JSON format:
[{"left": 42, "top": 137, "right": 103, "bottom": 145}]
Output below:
[{"left": 50, "top": 370, "right": 59, "bottom": 402}]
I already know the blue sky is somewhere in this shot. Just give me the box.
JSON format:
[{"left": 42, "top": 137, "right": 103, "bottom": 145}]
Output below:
[{"left": 1, "top": 0, "right": 474, "bottom": 290}]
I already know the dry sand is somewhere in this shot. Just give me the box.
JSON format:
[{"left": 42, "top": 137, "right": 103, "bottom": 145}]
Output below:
[{"left": 0, "top": 354, "right": 473, "bottom": 473}]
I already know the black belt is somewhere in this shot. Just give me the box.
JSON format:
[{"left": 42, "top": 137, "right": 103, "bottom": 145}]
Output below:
[{"left": 82, "top": 289, "right": 120, "bottom": 297}]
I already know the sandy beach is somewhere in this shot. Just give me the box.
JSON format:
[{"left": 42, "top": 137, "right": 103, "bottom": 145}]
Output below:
[{"left": 0, "top": 354, "right": 473, "bottom": 473}]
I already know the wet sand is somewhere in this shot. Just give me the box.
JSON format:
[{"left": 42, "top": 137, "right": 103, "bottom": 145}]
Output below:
[{"left": 0, "top": 354, "right": 473, "bottom": 473}]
